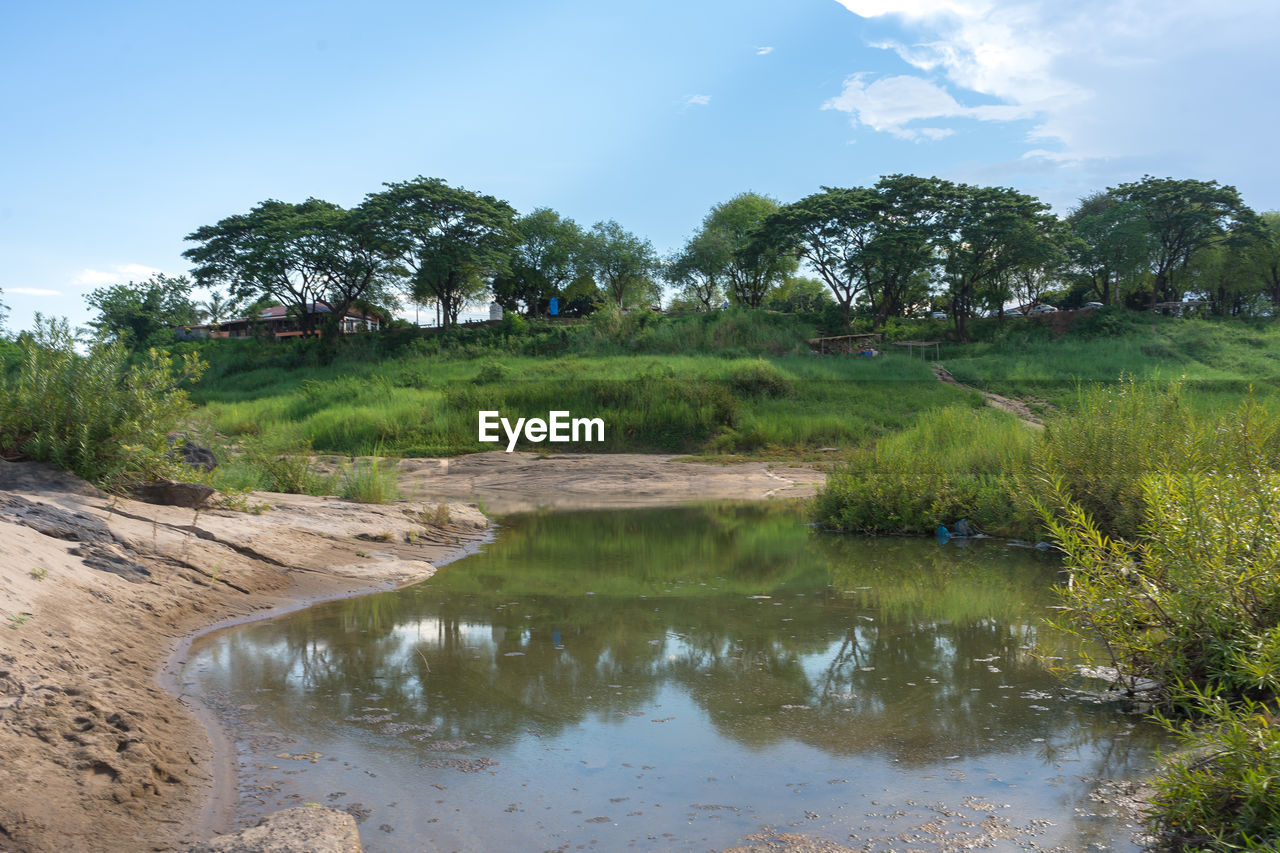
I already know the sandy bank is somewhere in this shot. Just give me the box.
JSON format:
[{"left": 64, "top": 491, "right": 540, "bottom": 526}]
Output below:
[
  {"left": 0, "top": 459, "right": 486, "bottom": 852},
  {"left": 391, "top": 451, "right": 824, "bottom": 515}
]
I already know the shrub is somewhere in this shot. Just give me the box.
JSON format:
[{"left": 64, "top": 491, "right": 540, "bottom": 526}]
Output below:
[
  {"left": 813, "top": 406, "right": 1035, "bottom": 535},
  {"left": 1040, "top": 398, "right": 1280, "bottom": 851},
  {"left": 0, "top": 316, "right": 205, "bottom": 489},
  {"left": 339, "top": 453, "right": 399, "bottom": 504}
]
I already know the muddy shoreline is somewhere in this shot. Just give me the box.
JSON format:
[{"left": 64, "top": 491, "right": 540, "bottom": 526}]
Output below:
[{"left": 0, "top": 453, "right": 821, "bottom": 851}]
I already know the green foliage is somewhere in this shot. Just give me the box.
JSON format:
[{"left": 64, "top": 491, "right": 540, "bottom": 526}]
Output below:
[
  {"left": 242, "top": 441, "right": 337, "bottom": 495},
  {"left": 85, "top": 273, "right": 200, "bottom": 349},
  {"left": 339, "top": 453, "right": 399, "bottom": 504},
  {"left": 1013, "top": 379, "right": 1191, "bottom": 538},
  {"left": 0, "top": 317, "right": 205, "bottom": 489},
  {"left": 1150, "top": 691, "right": 1280, "bottom": 852},
  {"left": 813, "top": 405, "right": 1035, "bottom": 535},
  {"left": 582, "top": 219, "right": 660, "bottom": 309},
  {"left": 1037, "top": 395, "right": 1280, "bottom": 850}
]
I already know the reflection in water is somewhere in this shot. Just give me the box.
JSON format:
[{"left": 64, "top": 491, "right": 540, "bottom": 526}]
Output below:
[{"left": 185, "top": 503, "right": 1163, "bottom": 851}]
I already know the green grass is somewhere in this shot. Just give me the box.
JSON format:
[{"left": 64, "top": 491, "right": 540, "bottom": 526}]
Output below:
[
  {"left": 188, "top": 343, "right": 979, "bottom": 458},
  {"left": 942, "top": 309, "right": 1280, "bottom": 411}
]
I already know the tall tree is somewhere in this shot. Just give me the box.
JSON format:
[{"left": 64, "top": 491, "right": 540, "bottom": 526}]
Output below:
[
  {"left": 664, "top": 231, "right": 726, "bottom": 311},
  {"left": 1248, "top": 211, "right": 1280, "bottom": 311},
  {"left": 185, "top": 199, "right": 347, "bottom": 336},
  {"left": 864, "top": 175, "right": 952, "bottom": 325},
  {"left": 582, "top": 220, "right": 660, "bottom": 309},
  {"left": 84, "top": 273, "right": 199, "bottom": 348},
  {"left": 491, "top": 208, "right": 584, "bottom": 316},
  {"left": 936, "top": 183, "right": 1059, "bottom": 341},
  {"left": 1109, "top": 176, "right": 1259, "bottom": 307},
  {"left": 759, "top": 187, "right": 879, "bottom": 324},
  {"left": 702, "top": 193, "right": 796, "bottom": 309},
  {"left": 1065, "top": 191, "right": 1154, "bottom": 305},
  {"left": 0, "top": 288, "right": 7, "bottom": 334},
  {"left": 363, "top": 177, "right": 518, "bottom": 327}
]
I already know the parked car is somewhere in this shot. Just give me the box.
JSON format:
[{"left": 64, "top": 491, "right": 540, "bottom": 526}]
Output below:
[
  {"left": 1082, "top": 301, "right": 1105, "bottom": 310},
  {"left": 1029, "top": 304, "right": 1058, "bottom": 314},
  {"left": 930, "top": 311, "right": 947, "bottom": 320}
]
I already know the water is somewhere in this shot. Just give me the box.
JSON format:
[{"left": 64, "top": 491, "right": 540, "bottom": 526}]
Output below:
[{"left": 183, "top": 503, "right": 1166, "bottom": 851}]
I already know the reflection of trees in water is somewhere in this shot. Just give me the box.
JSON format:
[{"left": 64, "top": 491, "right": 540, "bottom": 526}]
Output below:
[{"left": 205, "top": 504, "right": 1158, "bottom": 766}]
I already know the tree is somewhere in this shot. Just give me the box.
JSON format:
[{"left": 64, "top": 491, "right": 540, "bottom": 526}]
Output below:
[
  {"left": 936, "top": 183, "right": 1059, "bottom": 341},
  {"left": 491, "top": 208, "right": 584, "bottom": 316},
  {"left": 185, "top": 198, "right": 382, "bottom": 337},
  {"left": 1248, "top": 212, "right": 1280, "bottom": 311},
  {"left": 582, "top": 220, "right": 660, "bottom": 309},
  {"left": 863, "top": 175, "right": 952, "bottom": 325},
  {"left": 0, "top": 288, "right": 7, "bottom": 334},
  {"left": 1065, "top": 191, "right": 1153, "bottom": 305},
  {"left": 701, "top": 193, "right": 796, "bottom": 309},
  {"left": 1109, "top": 176, "right": 1260, "bottom": 307},
  {"left": 664, "top": 231, "right": 726, "bottom": 311},
  {"left": 196, "top": 291, "right": 237, "bottom": 325},
  {"left": 84, "top": 273, "right": 199, "bottom": 348},
  {"left": 759, "top": 187, "right": 879, "bottom": 324},
  {"left": 363, "top": 177, "right": 518, "bottom": 328}
]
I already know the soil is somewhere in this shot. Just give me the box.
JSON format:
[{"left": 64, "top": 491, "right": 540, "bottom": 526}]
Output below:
[
  {"left": 0, "top": 453, "right": 825, "bottom": 852},
  {"left": 932, "top": 365, "right": 1047, "bottom": 428}
]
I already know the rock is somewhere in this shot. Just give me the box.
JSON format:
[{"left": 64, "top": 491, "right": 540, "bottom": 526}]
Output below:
[
  {"left": 0, "top": 493, "right": 114, "bottom": 543},
  {"left": 178, "top": 442, "right": 218, "bottom": 472},
  {"left": 131, "top": 481, "right": 215, "bottom": 508},
  {"left": 187, "top": 807, "right": 362, "bottom": 852}
]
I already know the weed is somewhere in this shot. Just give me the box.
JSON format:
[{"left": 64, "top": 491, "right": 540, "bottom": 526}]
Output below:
[
  {"left": 339, "top": 451, "right": 399, "bottom": 504},
  {"left": 7, "top": 613, "right": 30, "bottom": 628},
  {"left": 29, "top": 567, "right": 47, "bottom": 581}
]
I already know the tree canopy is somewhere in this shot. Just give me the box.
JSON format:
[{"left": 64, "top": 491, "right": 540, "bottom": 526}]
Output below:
[
  {"left": 84, "top": 273, "right": 199, "bottom": 348},
  {"left": 363, "top": 177, "right": 518, "bottom": 327}
]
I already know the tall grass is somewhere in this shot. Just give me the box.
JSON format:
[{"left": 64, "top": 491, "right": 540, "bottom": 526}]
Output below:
[
  {"left": 0, "top": 317, "right": 205, "bottom": 489},
  {"left": 339, "top": 451, "right": 399, "bottom": 504},
  {"left": 813, "top": 405, "right": 1036, "bottom": 535}
]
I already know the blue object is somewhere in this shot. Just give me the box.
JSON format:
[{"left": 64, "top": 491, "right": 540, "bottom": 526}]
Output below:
[
  {"left": 549, "top": 297, "right": 559, "bottom": 316},
  {"left": 936, "top": 524, "right": 951, "bottom": 544}
]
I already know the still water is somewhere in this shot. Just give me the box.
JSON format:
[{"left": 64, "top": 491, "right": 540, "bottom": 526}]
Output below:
[{"left": 183, "top": 503, "right": 1165, "bottom": 851}]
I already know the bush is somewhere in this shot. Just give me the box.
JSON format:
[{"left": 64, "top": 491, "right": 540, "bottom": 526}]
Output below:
[
  {"left": 339, "top": 453, "right": 399, "bottom": 504},
  {"left": 1040, "top": 397, "right": 1280, "bottom": 850},
  {"left": 813, "top": 406, "right": 1035, "bottom": 535},
  {"left": 0, "top": 317, "right": 205, "bottom": 489},
  {"left": 1012, "top": 378, "right": 1191, "bottom": 539}
]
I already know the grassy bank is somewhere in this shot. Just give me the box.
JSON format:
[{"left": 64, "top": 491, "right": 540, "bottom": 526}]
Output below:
[{"left": 180, "top": 312, "right": 983, "bottom": 465}]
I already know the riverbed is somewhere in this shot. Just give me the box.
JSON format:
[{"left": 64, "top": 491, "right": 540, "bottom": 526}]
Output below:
[{"left": 181, "top": 502, "right": 1165, "bottom": 851}]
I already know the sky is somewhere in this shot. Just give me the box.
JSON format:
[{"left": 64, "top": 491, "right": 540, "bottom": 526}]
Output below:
[{"left": 2, "top": 0, "right": 1277, "bottom": 333}]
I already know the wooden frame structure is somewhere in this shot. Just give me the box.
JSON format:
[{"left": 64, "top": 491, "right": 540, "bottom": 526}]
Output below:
[{"left": 807, "top": 333, "right": 883, "bottom": 355}]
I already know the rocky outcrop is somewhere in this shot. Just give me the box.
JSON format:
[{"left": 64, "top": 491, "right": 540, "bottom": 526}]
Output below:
[{"left": 187, "top": 807, "right": 362, "bottom": 852}]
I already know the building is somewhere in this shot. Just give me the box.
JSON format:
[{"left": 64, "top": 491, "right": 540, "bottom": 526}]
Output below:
[{"left": 179, "top": 303, "right": 382, "bottom": 339}]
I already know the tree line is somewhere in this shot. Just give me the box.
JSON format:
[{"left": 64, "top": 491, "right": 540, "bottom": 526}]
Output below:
[{"left": 76, "top": 172, "right": 1279, "bottom": 348}]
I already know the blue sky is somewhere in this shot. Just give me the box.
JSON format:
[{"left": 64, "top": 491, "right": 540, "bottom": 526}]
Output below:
[{"left": 2, "top": 0, "right": 1277, "bottom": 332}]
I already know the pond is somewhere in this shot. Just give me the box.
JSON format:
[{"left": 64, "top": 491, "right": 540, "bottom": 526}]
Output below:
[{"left": 182, "top": 503, "right": 1165, "bottom": 851}]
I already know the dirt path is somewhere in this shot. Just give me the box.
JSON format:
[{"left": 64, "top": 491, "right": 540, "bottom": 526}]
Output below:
[{"left": 932, "top": 365, "right": 1045, "bottom": 428}]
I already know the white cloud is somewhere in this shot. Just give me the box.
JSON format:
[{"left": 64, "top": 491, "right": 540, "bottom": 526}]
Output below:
[
  {"left": 6, "top": 288, "right": 62, "bottom": 296},
  {"left": 823, "top": 72, "right": 1027, "bottom": 139},
  {"left": 71, "top": 263, "right": 164, "bottom": 288},
  {"left": 755, "top": 46, "right": 774, "bottom": 55},
  {"left": 828, "top": 0, "right": 1280, "bottom": 175},
  {"left": 683, "top": 94, "right": 712, "bottom": 107}
]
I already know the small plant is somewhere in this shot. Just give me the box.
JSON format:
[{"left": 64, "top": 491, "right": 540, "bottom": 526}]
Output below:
[
  {"left": 404, "top": 530, "right": 419, "bottom": 544},
  {"left": 339, "top": 451, "right": 399, "bottom": 504},
  {"left": 29, "top": 567, "right": 47, "bottom": 581},
  {"left": 8, "top": 613, "right": 30, "bottom": 628},
  {"left": 354, "top": 550, "right": 368, "bottom": 558},
  {"left": 432, "top": 503, "right": 451, "bottom": 526}
]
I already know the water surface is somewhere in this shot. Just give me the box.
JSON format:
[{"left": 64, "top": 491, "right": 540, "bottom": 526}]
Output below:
[{"left": 184, "top": 503, "right": 1164, "bottom": 851}]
